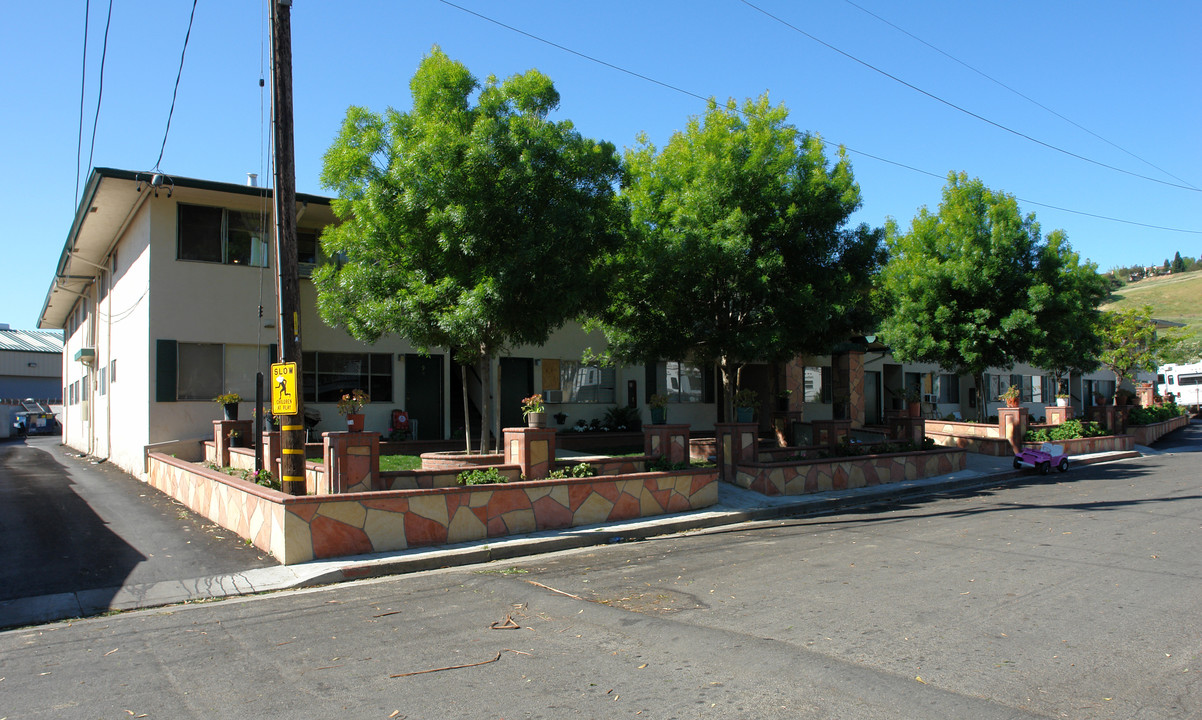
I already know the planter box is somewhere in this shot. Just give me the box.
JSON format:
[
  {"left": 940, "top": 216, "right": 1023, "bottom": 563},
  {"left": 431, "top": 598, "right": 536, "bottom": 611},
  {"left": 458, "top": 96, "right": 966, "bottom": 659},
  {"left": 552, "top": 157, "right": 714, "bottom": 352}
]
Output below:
[
  {"left": 146, "top": 452, "right": 717, "bottom": 565},
  {"left": 730, "top": 447, "right": 965, "bottom": 497},
  {"left": 1020, "top": 434, "right": 1134, "bottom": 455},
  {"left": 1126, "top": 414, "right": 1189, "bottom": 446}
]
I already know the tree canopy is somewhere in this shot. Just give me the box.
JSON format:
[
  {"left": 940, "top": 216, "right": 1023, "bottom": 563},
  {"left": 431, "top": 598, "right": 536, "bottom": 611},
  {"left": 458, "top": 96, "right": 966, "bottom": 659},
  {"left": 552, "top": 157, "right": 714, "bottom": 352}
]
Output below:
[
  {"left": 315, "top": 46, "right": 624, "bottom": 451},
  {"left": 1099, "top": 306, "right": 1170, "bottom": 390},
  {"left": 592, "top": 95, "right": 883, "bottom": 419},
  {"left": 878, "top": 173, "right": 1106, "bottom": 416}
]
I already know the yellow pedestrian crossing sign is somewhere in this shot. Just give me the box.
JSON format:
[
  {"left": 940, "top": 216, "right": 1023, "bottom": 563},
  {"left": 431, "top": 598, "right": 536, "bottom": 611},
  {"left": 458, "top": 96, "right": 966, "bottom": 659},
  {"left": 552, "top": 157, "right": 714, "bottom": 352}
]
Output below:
[{"left": 271, "top": 362, "right": 298, "bottom": 416}]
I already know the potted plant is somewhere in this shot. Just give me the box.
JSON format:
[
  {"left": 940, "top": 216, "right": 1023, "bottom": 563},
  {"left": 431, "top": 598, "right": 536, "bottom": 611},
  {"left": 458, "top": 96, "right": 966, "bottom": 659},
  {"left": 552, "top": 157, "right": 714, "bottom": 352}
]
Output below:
[
  {"left": 337, "top": 389, "right": 369, "bottom": 432},
  {"left": 649, "top": 393, "right": 669, "bottom": 425},
  {"left": 213, "top": 392, "right": 241, "bottom": 421},
  {"left": 777, "top": 388, "right": 793, "bottom": 412},
  {"left": 999, "top": 384, "right": 1021, "bottom": 408},
  {"left": 1115, "top": 388, "right": 1136, "bottom": 406},
  {"left": 734, "top": 389, "right": 758, "bottom": 423},
  {"left": 553, "top": 411, "right": 568, "bottom": 426},
  {"left": 903, "top": 388, "right": 922, "bottom": 417},
  {"left": 522, "top": 394, "right": 546, "bottom": 428},
  {"left": 226, "top": 428, "right": 243, "bottom": 448},
  {"left": 1055, "top": 393, "right": 1070, "bottom": 407}
]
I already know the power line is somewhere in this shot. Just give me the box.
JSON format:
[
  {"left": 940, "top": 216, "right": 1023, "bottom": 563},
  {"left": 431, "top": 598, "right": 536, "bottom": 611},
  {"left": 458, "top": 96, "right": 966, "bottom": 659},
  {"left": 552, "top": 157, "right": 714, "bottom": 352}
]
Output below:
[
  {"left": 738, "top": 0, "right": 1200, "bottom": 193},
  {"left": 437, "top": 0, "right": 1199, "bottom": 235},
  {"left": 153, "top": 0, "right": 200, "bottom": 172},
  {"left": 75, "top": 0, "right": 91, "bottom": 207},
  {"left": 840, "top": 0, "right": 1198, "bottom": 191},
  {"left": 85, "top": 0, "right": 114, "bottom": 185}
]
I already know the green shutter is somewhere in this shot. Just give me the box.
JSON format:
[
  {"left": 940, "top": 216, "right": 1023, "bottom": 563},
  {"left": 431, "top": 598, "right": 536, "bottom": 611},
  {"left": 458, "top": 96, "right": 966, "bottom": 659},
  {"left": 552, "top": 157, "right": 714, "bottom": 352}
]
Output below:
[{"left": 156, "top": 339, "right": 177, "bottom": 402}]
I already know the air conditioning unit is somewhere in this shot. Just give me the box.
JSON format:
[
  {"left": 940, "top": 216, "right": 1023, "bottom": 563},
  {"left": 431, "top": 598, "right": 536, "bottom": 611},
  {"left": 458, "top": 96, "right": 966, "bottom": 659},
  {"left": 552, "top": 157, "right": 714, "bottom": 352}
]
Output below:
[
  {"left": 923, "top": 393, "right": 938, "bottom": 404},
  {"left": 544, "top": 389, "right": 563, "bottom": 403}
]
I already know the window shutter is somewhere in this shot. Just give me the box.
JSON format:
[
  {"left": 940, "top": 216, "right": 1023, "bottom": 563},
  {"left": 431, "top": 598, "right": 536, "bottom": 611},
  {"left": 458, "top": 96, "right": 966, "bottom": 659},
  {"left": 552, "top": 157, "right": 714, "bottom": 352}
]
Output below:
[{"left": 156, "top": 339, "right": 177, "bottom": 402}]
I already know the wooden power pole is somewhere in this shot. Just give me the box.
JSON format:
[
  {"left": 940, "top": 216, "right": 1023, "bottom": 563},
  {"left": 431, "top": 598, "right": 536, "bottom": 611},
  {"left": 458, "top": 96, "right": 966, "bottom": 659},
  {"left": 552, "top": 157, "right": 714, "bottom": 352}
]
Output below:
[{"left": 271, "top": 0, "right": 305, "bottom": 496}]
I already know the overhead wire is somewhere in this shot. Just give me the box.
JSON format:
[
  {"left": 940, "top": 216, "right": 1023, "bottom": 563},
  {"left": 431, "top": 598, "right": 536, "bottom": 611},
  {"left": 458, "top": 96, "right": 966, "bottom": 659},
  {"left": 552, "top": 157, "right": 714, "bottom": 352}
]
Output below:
[
  {"left": 152, "top": 0, "right": 200, "bottom": 172},
  {"left": 84, "top": 0, "right": 114, "bottom": 186},
  {"left": 437, "top": 0, "right": 1200, "bottom": 235},
  {"left": 75, "top": 0, "right": 91, "bottom": 207},
  {"left": 737, "top": 0, "right": 1199, "bottom": 193},
  {"left": 840, "top": 0, "right": 1198, "bottom": 191}
]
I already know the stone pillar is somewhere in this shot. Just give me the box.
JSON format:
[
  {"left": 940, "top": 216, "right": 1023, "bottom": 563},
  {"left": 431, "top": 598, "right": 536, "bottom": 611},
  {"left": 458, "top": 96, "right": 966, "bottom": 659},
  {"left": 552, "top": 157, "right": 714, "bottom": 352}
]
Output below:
[
  {"left": 644, "top": 423, "right": 691, "bottom": 464},
  {"left": 1136, "top": 383, "right": 1154, "bottom": 407},
  {"left": 831, "top": 350, "right": 866, "bottom": 428},
  {"left": 213, "top": 420, "right": 252, "bottom": 467},
  {"left": 261, "top": 430, "right": 282, "bottom": 477},
  {"left": 504, "top": 426, "right": 557, "bottom": 481},
  {"left": 1113, "top": 406, "right": 1130, "bottom": 435},
  {"left": 771, "top": 411, "right": 804, "bottom": 447},
  {"left": 714, "top": 422, "right": 758, "bottom": 483},
  {"left": 1045, "top": 405, "right": 1074, "bottom": 425},
  {"left": 322, "top": 431, "right": 380, "bottom": 494},
  {"left": 812, "top": 419, "right": 852, "bottom": 450},
  {"left": 1089, "top": 405, "right": 1118, "bottom": 434},
  {"left": 997, "top": 407, "right": 1028, "bottom": 454},
  {"left": 887, "top": 416, "right": 925, "bottom": 446}
]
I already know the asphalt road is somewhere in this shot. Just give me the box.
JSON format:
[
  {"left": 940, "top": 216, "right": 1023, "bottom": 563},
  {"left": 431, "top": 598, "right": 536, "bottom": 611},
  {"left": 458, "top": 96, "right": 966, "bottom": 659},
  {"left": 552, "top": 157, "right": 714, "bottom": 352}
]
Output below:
[
  {"left": 1, "top": 445, "right": 1197, "bottom": 719},
  {"left": 0, "top": 437, "right": 276, "bottom": 607}
]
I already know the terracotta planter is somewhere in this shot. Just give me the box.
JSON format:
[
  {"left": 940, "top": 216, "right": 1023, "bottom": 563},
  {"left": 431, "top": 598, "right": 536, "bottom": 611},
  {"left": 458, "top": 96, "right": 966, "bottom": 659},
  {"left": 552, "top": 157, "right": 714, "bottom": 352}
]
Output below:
[
  {"left": 1005, "top": 398, "right": 1020, "bottom": 408},
  {"left": 907, "top": 403, "right": 921, "bottom": 418},
  {"left": 346, "top": 413, "right": 365, "bottom": 432},
  {"left": 526, "top": 412, "right": 546, "bottom": 429}
]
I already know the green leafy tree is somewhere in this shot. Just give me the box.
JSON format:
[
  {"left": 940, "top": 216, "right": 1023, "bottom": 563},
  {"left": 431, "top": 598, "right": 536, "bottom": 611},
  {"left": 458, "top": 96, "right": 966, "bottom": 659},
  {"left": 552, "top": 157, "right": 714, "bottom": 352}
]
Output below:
[
  {"left": 1028, "top": 229, "right": 1109, "bottom": 393},
  {"left": 1172, "top": 251, "right": 1186, "bottom": 273},
  {"left": 878, "top": 173, "right": 1099, "bottom": 418},
  {"left": 1099, "top": 306, "right": 1168, "bottom": 392},
  {"left": 592, "top": 95, "right": 883, "bottom": 420},
  {"left": 316, "top": 47, "right": 623, "bottom": 452}
]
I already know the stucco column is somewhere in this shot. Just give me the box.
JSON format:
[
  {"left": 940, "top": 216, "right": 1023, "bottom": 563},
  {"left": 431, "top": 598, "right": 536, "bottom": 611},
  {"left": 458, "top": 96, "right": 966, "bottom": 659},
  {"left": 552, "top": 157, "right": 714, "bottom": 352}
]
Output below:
[
  {"left": 322, "top": 431, "right": 380, "bottom": 494},
  {"left": 714, "top": 422, "right": 758, "bottom": 483},
  {"left": 504, "top": 426, "right": 557, "bottom": 481},
  {"left": 213, "top": 420, "right": 252, "bottom": 467},
  {"left": 997, "top": 407, "right": 1028, "bottom": 454},
  {"left": 1045, "top": 406, "right": 1074, "bottom": 425},
  {"left": 887, "top": 416, "right": 925, "bottom": 446},
  {"left": 261, "top": 430, "right": 282, "bottom": 477},
  {"left": 812, "top": 419, "right": 852, "bottom": 450},
  {"left": 831, "top": 350, "right": 866, "bottom": 428},
  {"left": 644, "top": 424, "right": 690, "bottom": 464}
]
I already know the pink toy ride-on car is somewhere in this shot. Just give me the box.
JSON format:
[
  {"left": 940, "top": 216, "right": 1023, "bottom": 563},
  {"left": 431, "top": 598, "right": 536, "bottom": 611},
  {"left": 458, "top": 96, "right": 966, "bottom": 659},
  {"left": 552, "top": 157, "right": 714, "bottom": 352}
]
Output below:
[{"left": 1014, "top": 442, "right": 1069, "bottom": 474}]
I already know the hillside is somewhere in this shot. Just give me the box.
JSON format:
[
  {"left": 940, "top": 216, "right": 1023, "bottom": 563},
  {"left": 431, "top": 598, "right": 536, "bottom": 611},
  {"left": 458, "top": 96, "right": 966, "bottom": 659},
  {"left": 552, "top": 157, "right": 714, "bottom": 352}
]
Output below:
[{"left": 1102, "top": 271, "right": 1202, "bottom": 340}]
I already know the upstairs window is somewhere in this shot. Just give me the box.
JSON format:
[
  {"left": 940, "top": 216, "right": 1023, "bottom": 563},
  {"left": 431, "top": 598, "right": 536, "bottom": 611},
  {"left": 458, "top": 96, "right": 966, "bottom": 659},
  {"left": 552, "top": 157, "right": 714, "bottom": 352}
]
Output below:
[{"left": 178, "top": 204, "right": 268, "bottom": 267}]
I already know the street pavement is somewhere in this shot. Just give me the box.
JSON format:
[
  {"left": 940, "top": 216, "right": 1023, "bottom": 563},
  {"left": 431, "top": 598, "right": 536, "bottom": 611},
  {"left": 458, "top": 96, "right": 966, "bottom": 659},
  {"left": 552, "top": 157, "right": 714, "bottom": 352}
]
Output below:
[
  {"left": 1, "top": 445, "right": 1198, "bottom": 718},
  {"left": 0, "top": 420, "right": 1196, "bottom": 630}
]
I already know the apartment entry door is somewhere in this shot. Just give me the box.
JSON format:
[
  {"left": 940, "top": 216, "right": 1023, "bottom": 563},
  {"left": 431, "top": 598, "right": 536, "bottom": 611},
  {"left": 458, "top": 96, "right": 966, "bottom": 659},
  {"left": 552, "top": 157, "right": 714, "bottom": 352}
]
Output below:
[
  {"left": 864, "top": 370, "right": 882, "bottom": 425},
  {"left": 405, "top": 354, "right": 444, "bottom": 440}
]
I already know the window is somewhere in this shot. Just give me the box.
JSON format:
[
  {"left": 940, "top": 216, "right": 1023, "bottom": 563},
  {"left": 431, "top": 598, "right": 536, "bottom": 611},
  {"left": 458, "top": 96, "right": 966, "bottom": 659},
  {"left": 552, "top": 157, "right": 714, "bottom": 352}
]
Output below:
[
  {"left": 99, "top": 367, "right": 107, "bottom": 396},
  {"left": 178, "top": 343, "right": 225, "bottom": 400},
  {"left": 664, "top": 361, "right": 704, "bottom": 403},
  {"left": 110, "top": 359, "right": 116, "bottom": 384},
  {"left": 177, "top": 204, "right": 268, "bottom": 267},
  {"left": 1022, "top": 375, "right": 1043, "bottom": 403},
  {"left": 559, "top": 360, "right": 615, "bottom": 403},
  {"left": 805, "top": 366, "right": 832, "bottom": 403},
  {"left": 302, "top": 351, "right": 393, "bottom": 403}
]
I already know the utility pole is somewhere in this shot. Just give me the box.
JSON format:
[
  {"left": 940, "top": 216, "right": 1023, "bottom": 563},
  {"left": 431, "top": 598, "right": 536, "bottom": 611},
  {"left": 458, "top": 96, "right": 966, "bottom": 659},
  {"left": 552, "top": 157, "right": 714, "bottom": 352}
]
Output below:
[{"left": 271, "top": 0, "right": 305, "bottom": 496}]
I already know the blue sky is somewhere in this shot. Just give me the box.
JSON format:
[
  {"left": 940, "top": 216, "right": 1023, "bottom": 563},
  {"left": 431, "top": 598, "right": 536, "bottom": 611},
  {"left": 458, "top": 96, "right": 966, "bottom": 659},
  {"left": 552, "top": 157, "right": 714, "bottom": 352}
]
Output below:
[{"left": 4, "top": 0, "right": 1199, "bottom": 330}]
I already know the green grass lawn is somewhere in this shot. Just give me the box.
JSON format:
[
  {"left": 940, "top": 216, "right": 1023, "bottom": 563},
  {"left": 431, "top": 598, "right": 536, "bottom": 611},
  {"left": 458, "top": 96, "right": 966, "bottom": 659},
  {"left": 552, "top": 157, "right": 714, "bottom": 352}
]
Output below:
[
  {"left": 379, "top": 454, "right": 423, "bottom": 472},
  {"left": 1104, "top": 271, "right": 1202, "bottom": 339}
]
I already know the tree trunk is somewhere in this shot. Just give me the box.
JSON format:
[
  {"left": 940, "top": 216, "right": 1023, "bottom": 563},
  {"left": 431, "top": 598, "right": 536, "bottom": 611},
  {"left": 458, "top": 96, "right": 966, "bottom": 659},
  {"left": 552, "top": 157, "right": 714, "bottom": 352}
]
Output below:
[
  {"left": 460, "top": 363, "right": 472, "bottom": 454},
  {"left": 974, "top": 372, "right": 986, "bottom": 422},
  {"left": 719, "top": 357, "right": 739, "bottom": 423},
  {"left": 477, "top": 354, "right": 491, "bottom": 455}
]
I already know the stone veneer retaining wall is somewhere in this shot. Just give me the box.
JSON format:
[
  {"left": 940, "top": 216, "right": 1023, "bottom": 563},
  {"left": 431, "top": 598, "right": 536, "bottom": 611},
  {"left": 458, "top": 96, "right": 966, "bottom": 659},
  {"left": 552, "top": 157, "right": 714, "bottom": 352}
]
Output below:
[
  {"left": 926, "top": 421, "right": 1013, "bottom": 456},
  {"left": 732, "top": 448, "right": 965, "bottom": 496},
  {"left": 146, "top": 452, "right": 717, "bottom": 565},
  {"left": 1128, "top": 415, "right": 1189, "bottom": 446}
]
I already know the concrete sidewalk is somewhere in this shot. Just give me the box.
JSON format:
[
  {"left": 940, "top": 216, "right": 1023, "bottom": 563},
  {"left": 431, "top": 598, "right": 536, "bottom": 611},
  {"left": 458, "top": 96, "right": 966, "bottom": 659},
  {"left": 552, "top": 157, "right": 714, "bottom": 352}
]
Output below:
[{"left": 0, "top": 447, "right": 1144, "bottom": 630}]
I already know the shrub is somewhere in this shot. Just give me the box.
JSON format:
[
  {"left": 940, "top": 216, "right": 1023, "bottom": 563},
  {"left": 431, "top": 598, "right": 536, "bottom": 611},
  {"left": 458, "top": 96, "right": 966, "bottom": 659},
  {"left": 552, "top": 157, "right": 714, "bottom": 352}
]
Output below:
[
  {"left": 546, "top": 462, "right": 597, "bottom": 480},
  {"left": 1027, "top": 419, "right": 1108, "bottom": 442},
  {"left": 1128, "top": 402, "right": 1185, "bottom": 425},
  {"left": 647, "top": 456, "right": 692, "bottom": 472},
  {"left": 457, "top": 467, "right": 508, "bottom": 486}
]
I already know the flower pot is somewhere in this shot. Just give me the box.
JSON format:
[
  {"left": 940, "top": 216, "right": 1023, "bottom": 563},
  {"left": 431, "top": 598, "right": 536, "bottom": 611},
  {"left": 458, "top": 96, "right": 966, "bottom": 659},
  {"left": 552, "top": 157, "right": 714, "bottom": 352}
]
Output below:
[
  {"left": 650, "top": 407, "right": 667, "bottom": 425},
  {"left": 227, "top": 435, "right": 242, "bottom": 448},
  {"left": 223, "top": 402, "right": 239, "bottom": 421},
  {"left": 1056, "top": 397, "right": 1069, "bottom": 407},
  {"left": 346, "top": 413, "right": 365, "bottom": 432},
  {"left": 907, "top": 402, "right": 921, "bottom": 418},
  {"left": 526, "top": 412, "right": 546, "bottom": 429},
  {"left": 735, "top": 407, "right": 754, "bottom": 423},
  {"left": 1005, "top": 398, "right": 1020, "bottom": 408}
]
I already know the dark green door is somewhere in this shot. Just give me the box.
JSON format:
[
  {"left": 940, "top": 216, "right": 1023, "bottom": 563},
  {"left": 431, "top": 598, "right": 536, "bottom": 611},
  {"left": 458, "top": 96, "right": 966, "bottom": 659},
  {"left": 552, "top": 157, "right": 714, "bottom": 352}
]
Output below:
[
  {"left": 405, "top": 354, "right": 444, "bottom": 440},
  {"left": 499, "top": 357, "right": 534, "bottom": 430}
]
